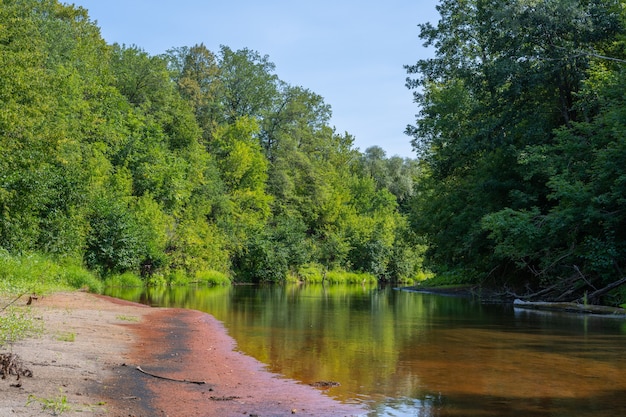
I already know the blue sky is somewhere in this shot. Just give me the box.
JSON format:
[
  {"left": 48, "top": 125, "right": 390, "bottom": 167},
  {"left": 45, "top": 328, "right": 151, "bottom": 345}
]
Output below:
[{"left": 69, "top": 1, "right": 440, "bottom": 158}]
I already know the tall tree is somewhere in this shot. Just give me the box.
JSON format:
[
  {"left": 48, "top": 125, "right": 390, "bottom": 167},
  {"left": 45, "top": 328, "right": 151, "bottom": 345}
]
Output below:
[{"left": 405, "top": 0, "right": 624, "bottom": 291}]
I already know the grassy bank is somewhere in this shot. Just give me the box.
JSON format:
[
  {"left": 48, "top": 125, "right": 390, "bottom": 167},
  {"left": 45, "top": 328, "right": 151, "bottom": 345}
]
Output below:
[
  {"left": 0, "top": 251, "right": 107, "bottom": 349},
  {"left": 0, "top": 251, "right": 102, "bottom": 297}
]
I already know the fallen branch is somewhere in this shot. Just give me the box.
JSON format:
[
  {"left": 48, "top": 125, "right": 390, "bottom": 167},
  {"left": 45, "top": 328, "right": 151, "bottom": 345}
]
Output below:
[
  {"left": 579, "top": 276, "right": 626, "bottom": 304},
  {"left": 0, "top": 291, "right": 30, "bottom": 313},
  {"left": 209, "top": 395, "right": 241, "bottom": 401},
  {"left": 513, "top": 299, "right": 626, "bottom": 315},
  {"left": 135, "top": 366, "right": 207, "bottom": 385}
]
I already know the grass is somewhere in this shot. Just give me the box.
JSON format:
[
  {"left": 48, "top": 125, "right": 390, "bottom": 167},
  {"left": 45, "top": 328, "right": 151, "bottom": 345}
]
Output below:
[
  {"left": 194, "top": 270, "right": 231, "bottom": 285},
  {"left": 0, "top": 250, "right": 101, "bottom": 295},
  {"left": 288, "top": 263, "right": 434, "bottom": 286},
  {"left": 0, "top": 251, "right": 98, "bottom": 349},
  {"left": 116, "top": 315, "right": 139, "bottom": 322},
  {"left": 55, "top": 332, "right": 76, "bottom": 342},
  {"left": 103, "top": 272, "right": 144, "bottom": 288},
  {"left": 161, "top": 269, "right": 231, "bottom": 286},
  {"left": 0, "top": 306, "right": 43, "bottom": 349},
  {"left": 27, "top": 389, "right": 72, "bottom": 415},
  {"left": 291, "top": 263, "right": 377, "bottom": 284}
]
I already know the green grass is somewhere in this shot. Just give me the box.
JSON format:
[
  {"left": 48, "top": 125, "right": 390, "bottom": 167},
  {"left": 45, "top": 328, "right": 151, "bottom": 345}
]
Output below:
[
  {"left": 291, "top": 263, "right": 377, "bottom": 284},
  {"left": 103, "top": 272, "right": 144, "bottom": 288},
  {"left": 289, "top": 263, "right": 434, "bottom": 286},
  {"left": 0, "top": 250, "right": 101, "bottom": 295},
  {"left": 55, "top": 332, "right": 76, "bottom": 342},
  {"left": 0, "top": 251, "right": 100, "bottom": 349},
  {"left": 62, "top": 262, "right": 103, "bottom": 293},
  {"left": 116, "top": 315, "right": 139, "bottom": 322},
  {"left": 194, "top": 270, "right": 231, "bottom": 285},
  {"left": 27, "top": 389, "right": 72, "bottom": 415},
  {"left": 0, "top": 306, "right": 43, "bottom": 349},
  {"left": 163, "top": 269, "right": 231, "bottom": 286}
]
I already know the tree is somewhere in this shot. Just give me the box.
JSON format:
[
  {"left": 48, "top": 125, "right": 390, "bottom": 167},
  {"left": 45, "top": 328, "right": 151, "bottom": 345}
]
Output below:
[
  {"left": 167, "top": 44, "right": 222, "bottom": 141},
  {"left": 0, "top": 0, "right": 425, "bottom": 284},
  {"left": 405, "top": 0, "right": 624, "bottom": 292},
  {"left": 217, "top": 46, "right": 279, "bottom": 123},
  {"left": 482, "top": 58, "right": 626, "bottom": 301}
]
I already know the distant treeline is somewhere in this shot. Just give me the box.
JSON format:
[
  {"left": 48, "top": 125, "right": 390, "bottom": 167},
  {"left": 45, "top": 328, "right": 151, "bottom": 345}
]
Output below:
[{"left": 0, "top": 0, "right": 423, "bottom": 284}]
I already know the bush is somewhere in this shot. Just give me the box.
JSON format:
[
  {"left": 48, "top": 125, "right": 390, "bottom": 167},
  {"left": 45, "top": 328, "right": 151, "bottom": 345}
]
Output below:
[
  {"left": 294, "top": 263, "right": 377, "bottom": 284},
  {"left": 84, "top": 197, "right": 144, "bottom": 276},
  {"left": 167, "top": 270, "right": 190, "bottom": 286},
  {"left": 0, "top": 307, "right": 43, "bottom": 349},
  {"left": 326, "top": 270, "right": 377, "bottom": 284},
  {"left": 0, "top": 251, "right": 66, "bottom": 295},
  {"left": 103, "top": 272, "right": 144, "bottom": 288},
  {"left": 61, "top": 263, "right": 103, "bottom": 293},
  {"left": 233, "top": 234, "right": 288, "bottom": 283},
  {"left": 294, "top": 263, "right": 325, "bottom": 283},
  {"left": 195, "top": 270, "right": 231, "bottom": 285}
]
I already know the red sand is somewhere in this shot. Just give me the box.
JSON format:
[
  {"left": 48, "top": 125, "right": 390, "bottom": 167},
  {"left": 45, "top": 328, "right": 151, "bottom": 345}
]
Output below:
[{"left": 111, "top": 304, "right": 365, "bottom": 417}]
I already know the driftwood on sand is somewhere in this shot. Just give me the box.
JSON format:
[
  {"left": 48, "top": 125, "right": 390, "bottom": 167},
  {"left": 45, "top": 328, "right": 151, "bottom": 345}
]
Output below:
[{"left": 134, "top": 365, "right": 207, "bottom": 385}]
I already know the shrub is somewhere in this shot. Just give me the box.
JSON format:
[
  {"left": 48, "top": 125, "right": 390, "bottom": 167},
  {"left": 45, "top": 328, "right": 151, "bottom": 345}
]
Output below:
[
  {"left": 325, "top": 270, "right": 377, "bottom": 284},
  {"left": 103, "top": 272, "right": 144, "bottom": 288},
  {"left": 0, "top": 307, "right": 43, "bottom": 349},
  {"left": 295, "top": 263, "right": 325, "bottom": 283},
  {"left": 195, "top": 270, "right": 231, "bottom": 285},
  {"left": 167, "top": 270, "right": 190, "bottom": 286},
  {"left": 294, "top": 264, "right": 377, "bottom": 284},
  {"left": 61, "top": 263, "right": 103, "bottom": 293}
]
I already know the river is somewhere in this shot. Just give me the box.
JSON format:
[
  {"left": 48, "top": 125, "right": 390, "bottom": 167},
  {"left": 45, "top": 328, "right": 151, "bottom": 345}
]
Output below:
[{"left": 105, "top": 284, "right": 626, "bottom": 416}]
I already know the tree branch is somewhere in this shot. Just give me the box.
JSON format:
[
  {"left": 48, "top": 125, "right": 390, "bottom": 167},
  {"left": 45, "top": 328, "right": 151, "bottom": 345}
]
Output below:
[
  {"left": 135, "top": 366, "right": 207, "bottom": 385},
  {"left": 579, "top": 276, "right": 626, "bottom": 304}
]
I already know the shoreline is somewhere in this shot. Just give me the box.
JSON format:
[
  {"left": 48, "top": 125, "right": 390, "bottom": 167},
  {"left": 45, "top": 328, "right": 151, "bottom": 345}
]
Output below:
[
  {"left": 402, "top": 285, "right": 626, "bottom": 316},
  {"left": 1, "top": 292, "right": 365, "bottom": 417}
]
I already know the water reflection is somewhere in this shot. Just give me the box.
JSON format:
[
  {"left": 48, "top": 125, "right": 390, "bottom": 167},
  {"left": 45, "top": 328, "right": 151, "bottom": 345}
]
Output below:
[{"left": 105, "top": 284, "right": 626, "bottom": 416}]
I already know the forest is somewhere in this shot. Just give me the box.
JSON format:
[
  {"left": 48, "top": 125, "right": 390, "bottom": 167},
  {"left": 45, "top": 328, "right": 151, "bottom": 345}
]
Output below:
[
  {"left": 0, "top": 0, "right": 423, "bottom": 288},
  {"left": 406, "top": 0, "right": 626, "bottom": 305},
  {"left": 2, "top": 0, "right": 626, "bottom": 306}
]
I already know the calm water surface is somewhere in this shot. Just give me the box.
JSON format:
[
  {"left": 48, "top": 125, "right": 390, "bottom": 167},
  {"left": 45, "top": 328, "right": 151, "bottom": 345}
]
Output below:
[{"left": 105, "top": 284, "right": 626, "bottom": 416}]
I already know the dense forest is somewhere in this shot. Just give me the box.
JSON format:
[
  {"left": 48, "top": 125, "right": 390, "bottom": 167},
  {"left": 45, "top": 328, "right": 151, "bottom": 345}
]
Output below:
[
  {"left": 2, "top": 0, "right": 626, "bottom": 306},
  {"left": 0, "top": 0, "right": 423, "bottom": 285},
  {"left": 406, "top": 0, "right": 626, "bottom": 304}
]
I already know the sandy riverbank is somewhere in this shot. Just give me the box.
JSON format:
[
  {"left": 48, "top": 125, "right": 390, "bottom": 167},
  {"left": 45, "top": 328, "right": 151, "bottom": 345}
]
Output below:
[{"left": 0, "top": 292, "right": 365, "bottom": 417}]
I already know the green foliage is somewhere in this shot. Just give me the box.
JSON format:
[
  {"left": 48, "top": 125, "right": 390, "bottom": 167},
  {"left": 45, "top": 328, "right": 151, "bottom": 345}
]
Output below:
[
  {"left": 325, "top": 270, "right": 377, "bottom": 284},
  {"left": 84, "top": 196, "right": 144, "bottom": 276},
  {"left": 167, "top": 270, "right": 191, "bottom": 286},
  {"left": 233, "top": 230, "right": 289, "bottom": 283},
  {"left": 27, "top": 390, "right": 72, "bottom": 415},
  {"left": 0, "top": 251, "right": 100, "bottom": 295},
  {"left": 406, "top": 0, "right": 626, "bottom": 301},
  {"left": 61, "top": 262, "right": 103, "bottom": 293},
  {"left": 292, "top": 263, "right": 377, "bottom": 284},
  {"left": 0, "top": 307, "right": 43, "bottom": 349},
  {"left": 194, "top": 270, "right": 231, "bottom": 285},
  {"left": 0, "top": 0, "right": 424, "bottom": 289},
  {"left": 103, "top": 272, "right": 144, "bottom": 288},
  {"left": 292, "top": 263, "right": 326, "bottom": 283}
]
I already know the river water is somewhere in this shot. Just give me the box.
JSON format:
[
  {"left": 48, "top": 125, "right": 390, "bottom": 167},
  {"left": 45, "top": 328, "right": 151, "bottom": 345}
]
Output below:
[{"left": 105, "top": 284, "right": 626, "bottom": 416}]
